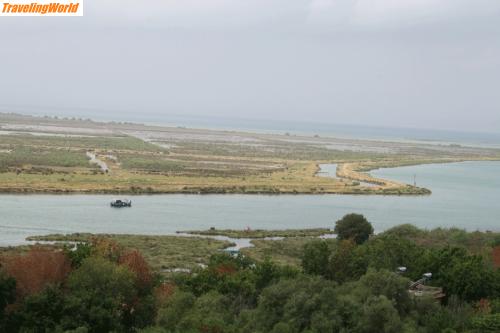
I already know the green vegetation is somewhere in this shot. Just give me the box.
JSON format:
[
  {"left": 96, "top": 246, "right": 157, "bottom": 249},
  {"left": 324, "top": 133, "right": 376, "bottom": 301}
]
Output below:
[
  {"left": 0, "top": 241, "right": 157, "bottom": 332},
  {"left": 2, "top": 113, "right": 499, "bottom": 194},
  {"left": 2, "top": 217, "right": 500, "bottom": 332},
  {"left": 242, "top": 237, "right": 318, "bottom": 267},
  {"left": 0, "top": 132, "right": 165, "bottom": 174},
  {"left": 170, "top": 140, "right": 387, "bottom": 161},
  {"left": 334, "top": 213, "right": 374, "bottom": 244},
  {"left": 118, "top": 154, "right": 187, "bottom": 172},
  {"left": 26, "top": 234, "right": 233, "bottom": 271},
  {"left": 0, "top": 272, "right": 15, "bottom": 322},
  {"left": 245, "top": 225, "right": 500, "bottom": 270},
  {"left": 301, "top": 235, "right": 499, "bottom": 301},
  {"left": 0, "top": 147, "right": 91, "bottom": 171},
  {"left": 0, "top": 133, "right": 163, "bottom": 152},
  {"left": 383, "top": 224, "right": 500, "bottom": 254},
  {"left": 180, "top": 228, "right": 332, "bottom": 238}
]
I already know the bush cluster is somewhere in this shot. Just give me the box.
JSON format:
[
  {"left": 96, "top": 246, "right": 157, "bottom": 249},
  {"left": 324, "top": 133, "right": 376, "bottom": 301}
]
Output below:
[{"left": 1, "top": 218, "right": 499, "bottom": 332}]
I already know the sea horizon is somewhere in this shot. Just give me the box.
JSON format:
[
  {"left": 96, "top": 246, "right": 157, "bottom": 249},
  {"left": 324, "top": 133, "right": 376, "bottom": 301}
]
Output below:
[{"left": 3, "top": 108, "right": 500, "bottom": 149}]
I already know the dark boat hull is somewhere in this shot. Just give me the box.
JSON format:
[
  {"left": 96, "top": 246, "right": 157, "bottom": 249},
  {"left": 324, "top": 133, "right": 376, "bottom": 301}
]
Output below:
[{"left": 110, "top": 201, "right": 132, "bottom": 208}]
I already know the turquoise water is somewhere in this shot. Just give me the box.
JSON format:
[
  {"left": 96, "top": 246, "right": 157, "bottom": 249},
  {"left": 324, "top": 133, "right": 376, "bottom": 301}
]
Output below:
[{"left": 0, "top": 161, "right": 498, "bottom": 246}]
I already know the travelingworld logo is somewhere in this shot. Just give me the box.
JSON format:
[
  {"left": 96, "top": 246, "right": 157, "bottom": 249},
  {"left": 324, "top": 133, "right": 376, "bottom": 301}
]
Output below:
[{"left": 1, "top": 0, "right": 83, "bottom": 16}]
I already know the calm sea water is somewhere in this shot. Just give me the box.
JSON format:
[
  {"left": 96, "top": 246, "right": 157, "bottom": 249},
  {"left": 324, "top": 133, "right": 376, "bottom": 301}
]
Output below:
[{"left": 0, "top": 161, "right": 499, "bottom": 246}]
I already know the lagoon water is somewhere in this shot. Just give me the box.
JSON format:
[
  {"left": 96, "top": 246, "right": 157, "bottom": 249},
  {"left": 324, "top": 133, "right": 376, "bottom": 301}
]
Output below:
[{"left": 0, "top": 161, "right": 499, "bottom": 246}]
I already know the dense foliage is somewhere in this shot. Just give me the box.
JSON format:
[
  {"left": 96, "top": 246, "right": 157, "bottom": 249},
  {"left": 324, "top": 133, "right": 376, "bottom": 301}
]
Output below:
[
  {"left": 334, "top": 213, "right": 374, "bottom": 244},
  {"left": 1, "top": 220, "right": 499, "bottom": 332}
]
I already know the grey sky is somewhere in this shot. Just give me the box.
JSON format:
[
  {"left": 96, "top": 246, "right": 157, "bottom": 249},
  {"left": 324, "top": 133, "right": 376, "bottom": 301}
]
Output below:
[{"left": 1, "top": 0, "right": 499, "bottom": 132}]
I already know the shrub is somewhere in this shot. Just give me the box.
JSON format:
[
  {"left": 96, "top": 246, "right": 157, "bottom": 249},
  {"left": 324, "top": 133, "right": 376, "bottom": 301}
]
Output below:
[
  {"left": 65, "top": 257, "right": 137, "bottom": 332},
  {"left": 334, "top": 214, "right": 374, "bottom": 244},
  {"left": 301, "top": 240, "right": 330, "bottom": 277},
  {"left": 119, "top": 250, "right": 154, "bottom": 293},
  {"left": 2, "top": 247, "right": 71, "bottom": 300}
]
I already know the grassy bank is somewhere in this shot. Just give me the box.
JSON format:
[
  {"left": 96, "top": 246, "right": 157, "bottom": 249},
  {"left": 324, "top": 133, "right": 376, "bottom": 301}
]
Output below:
[
  {"left": 2, "top": 113, "right": 500, "bottom": 195},
  {"left": 18, "top": 225, "right": 500, "bottom": 272},
  {"left": 178, "top": 228, "right": 332, "bottom": 238},
  {"left": 25, "top": 233, "right": 233, "bottom": 271}
]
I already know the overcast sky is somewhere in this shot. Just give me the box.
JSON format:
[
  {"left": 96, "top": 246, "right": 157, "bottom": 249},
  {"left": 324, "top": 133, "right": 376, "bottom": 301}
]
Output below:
[{"left": 1, "top": 0, "right": 500, "bottom": 132}]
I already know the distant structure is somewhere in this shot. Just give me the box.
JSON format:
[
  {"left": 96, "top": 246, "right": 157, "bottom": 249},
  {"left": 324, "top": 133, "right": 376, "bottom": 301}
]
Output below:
[
  {"left": 397, "top": 268, "right": 445, "bottom": 302},
  {"left": 408, "top": 272, "right": 445, "bottom": 302}
]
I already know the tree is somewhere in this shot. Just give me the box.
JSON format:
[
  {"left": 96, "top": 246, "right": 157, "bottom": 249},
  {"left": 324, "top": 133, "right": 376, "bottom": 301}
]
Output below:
[
  {"left": 13, "top": 284, "right": 67, "bottom": 332},
  {"left": 334, "top": 213, "right": 374, "bottom": 244},
  {"left": 422, "top": 247, "right": 499, "bottom": 301},
  {"left": 183, "top": 253, "right": 257, "bottom": 304},
  {"left": 414, "top": 296, "right": 472, "bottom": 333},
  {"left": 119, "top": 250, "right": 154, "bottom": 293},
  {"left": 302, "top": 240, "right": 330, "bottom": 276},
  {"left": 177, "top": 291, "right": 234, "bottom": 333},
  {"left": 439, "top": 253, "right": 497, "bottom": 301},
  {"left": 328, "top": 239, "right": 360, "bottom": 283},
  {"left": 156, "top": 289, "right": 196, "bottom": 331},
  {"left": 64, "top": 257, "right": 137, "bottom": 333},
  {"left": 241, "top": 276, "right": 339, "bottom": 333},
  {"left": 89, "top": 237, "right": 124, "bottom": 262},
  {"left": 2, "top": 247, "right": 71, "bottom": 300},
  {"left": 362, "top": 234, "right": 425, "bottom": 279},
  {"left": 356, "top": 269, "right": 412, "bottom": 315},
  {"left": 357, "top": 295, "right": 402, "bottom": 333},
  {"left": 470, "top": 313, "right": 500, "bottom": 332},
  {"left": 254, "top": 257, "right": 279, "bottom": 290},
  {"left": 0, "top": 272, "right": 16, "bottom": 327},
  {"left": 65, "top": 242, "right": 92, "bottom": 268}
]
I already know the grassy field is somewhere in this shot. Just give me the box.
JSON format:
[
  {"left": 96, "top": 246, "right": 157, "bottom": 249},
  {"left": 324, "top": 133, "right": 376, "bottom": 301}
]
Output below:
[
  {"left": 5, "top": 226, "right": 500, "bottom": 272},
  {"left": 0, "top": 133, "right": 161, "bottom": 151},
  {"left": 21, "top": 232, "right": 319, "bottom": 269},
  {"left": 1, "top": 112, "right": 499, "bottom": 195},
  {"left": 0, "top": 147, "right": 91, "bottom": 171},
  {"left": 241, "top": 237, "right": 324, "bottom": 267},
  {"left": 25, "top": 233, "right": 233, "bottom": 271},
  {"left": 179, "top": 228, "right": 333, "bottom": 238}
]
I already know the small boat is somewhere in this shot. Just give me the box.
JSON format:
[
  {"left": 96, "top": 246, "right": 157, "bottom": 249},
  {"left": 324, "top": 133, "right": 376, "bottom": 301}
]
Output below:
[{"left": 110, "top": 199, "right": 132, "bottom": 208}]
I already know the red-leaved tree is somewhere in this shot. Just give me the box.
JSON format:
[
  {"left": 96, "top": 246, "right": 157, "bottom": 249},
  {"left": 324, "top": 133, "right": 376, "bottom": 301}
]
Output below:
[
  {"left": 2, "top": 247, "right": 71, "bottom": 301},
  {"left": 492, "top": 245, "right": 500, "bottom": 269},
  {"left": 90, "top": 237, "right": 124, "bottom": 262},
  {"left": 119, "top": 249, "right": 153, "bottom": 291},
  {"left": 154, "top": 282, "right": 176, "bottom": 307}
]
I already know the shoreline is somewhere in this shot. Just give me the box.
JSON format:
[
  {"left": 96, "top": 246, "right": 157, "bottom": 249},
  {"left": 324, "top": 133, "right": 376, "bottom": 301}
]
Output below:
[
  {"left": 2, "top": 158, "right": 499, "bottom": 196},
  {"left": 4, "top": 159, "right": 499, "bottom": 196},
  {"left": 0, "top": 184, "right": 431, "bottom": 195},
  {"left": 7, "top": 111, "right": 500, "bottom": 149},
  {"left": 2, "top": 113, "right": 499, "bottom": 196}
]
